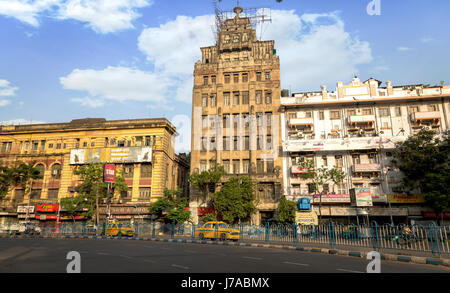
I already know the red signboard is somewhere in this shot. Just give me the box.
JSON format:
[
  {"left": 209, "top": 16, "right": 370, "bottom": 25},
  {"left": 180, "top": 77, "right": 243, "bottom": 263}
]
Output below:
[
  {"left": 423, "top": 212, "right": 450, "bottom": 219},
  {"left": 103, "top": 164, "right": 116, "bottom": 183},
  {"left": 198, "top": 208, "right": 214, "bottom": 216},
  {"left": 36, "top": 204, "right": 59, "bottom": 213}
]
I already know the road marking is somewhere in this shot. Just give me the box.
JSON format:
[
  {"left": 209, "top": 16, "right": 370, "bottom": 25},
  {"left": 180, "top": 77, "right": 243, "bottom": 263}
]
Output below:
[
  {"left": 337, "top": 268, "right": 364, "bottom": 273},
  {"left": 242, "top": 256, "right": 262, "bottom": 260},
  {"left": 171, "top": 264, "right": 189, "bottom": 270},
  {"left": 283, "top": 261, "right": 310, "bottom": 267},
  {"left": 97, "top": 252, "right": 109, "bottom": 255}
]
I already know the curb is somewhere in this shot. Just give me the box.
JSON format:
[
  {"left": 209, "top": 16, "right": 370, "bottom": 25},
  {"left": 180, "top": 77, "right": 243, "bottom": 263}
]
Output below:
[{"left": 2, "top": 234, "right": 448, "bottom": 268}]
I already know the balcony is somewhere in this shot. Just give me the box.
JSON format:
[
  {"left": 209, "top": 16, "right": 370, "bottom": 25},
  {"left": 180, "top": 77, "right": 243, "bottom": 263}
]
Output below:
[
  {"left": 352, "top": 164, "right": 382, "bottom": 173},
  {"left": 348, "top": 115, "right": 375, "bottom": 124},
  {"left": 411, "top": 111, "right": 440, "bottom": 121},
  {"left": 290, "top": 177, "right": 303, "bottom": 185},
  {"left": 291, "top": 165, "right": 309, "bottom": 174},
  {"left": 289, "top": 118, "right": 314, "bottom": 127}
]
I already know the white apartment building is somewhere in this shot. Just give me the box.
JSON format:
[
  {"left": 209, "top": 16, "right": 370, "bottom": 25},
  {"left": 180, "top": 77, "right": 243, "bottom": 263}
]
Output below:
[{"left": 281, "top": 77, "right": 450, "bottom": 225}]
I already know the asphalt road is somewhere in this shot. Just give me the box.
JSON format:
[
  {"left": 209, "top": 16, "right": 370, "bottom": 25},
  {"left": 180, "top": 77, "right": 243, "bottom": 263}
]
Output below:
[{"left": 0, "top": 238, "right": 449, "bottom": 273}]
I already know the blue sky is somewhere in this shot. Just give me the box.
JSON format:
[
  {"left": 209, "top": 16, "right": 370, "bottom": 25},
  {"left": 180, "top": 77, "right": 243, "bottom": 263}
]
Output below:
[{"left": 0, "top": 0, "right": 449, "bottom": 152}]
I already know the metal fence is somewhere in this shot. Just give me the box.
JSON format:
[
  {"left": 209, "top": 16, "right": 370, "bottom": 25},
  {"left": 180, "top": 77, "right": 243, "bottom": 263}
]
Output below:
[{"left": 2, "top": 221, "right": 449, "bottom": 256}]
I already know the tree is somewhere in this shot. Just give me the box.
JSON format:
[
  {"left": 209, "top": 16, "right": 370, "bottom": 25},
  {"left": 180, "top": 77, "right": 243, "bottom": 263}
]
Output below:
[
  {"left": 149, "top": 188, "right": 191, "bottom": 224},
  {"left": 0, "top": 162, "right": 42, "bottom": 200},
  {"left": 189, "top": 161, "right": 226, "bottom": 206},
  {"left": 274, "top": 198, "right": 297, "bottom": 223},
  {"left": 60, "top": 195, "right": 93, "bottom": 222},
  {"left": 297, "top": 159, "right": 346, "bottom": 222},
  {"left": 392, "top": 129, "right": 450, "bottom": 224},
  {"left": 66, "top": 163, "right": 128, "bottom": 226},
  {"left": 211, "top": 176, "right": 256, "bottom": 224}
]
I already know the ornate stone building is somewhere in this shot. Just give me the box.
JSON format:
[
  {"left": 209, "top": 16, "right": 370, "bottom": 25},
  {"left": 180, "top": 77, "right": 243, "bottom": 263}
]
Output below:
[{"left": 190, "top": 7, "right": 283, "bottom": 224}]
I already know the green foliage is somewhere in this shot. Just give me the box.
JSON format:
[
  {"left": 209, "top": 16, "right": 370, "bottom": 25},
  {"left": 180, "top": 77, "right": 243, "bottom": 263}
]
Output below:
[
  {"left": 201, "top": 213, "right": 217, "bottom": 223},
  {"left": 297, "top": 160, "right": 346, "bottom": 194},
  {"left": 0, "top": 162, "right": 42, "bottom": 198},
  {"left": 274, "top": 198, "right": 297, "bottom": 223},
  {"left": 393, "top": 129, "right": 450, "bottom": 216},
  {"left": 149, "top": 188, "right": 191, "bottom": 224},
  {"left": 211, "top": 177, "right": 256, "bottom": 224},
  {"left": 60, "top": 195, "right": 94, "bottom": 220},
  {"left": 189, "top": 161, "right": 226, "bottom": 205}
]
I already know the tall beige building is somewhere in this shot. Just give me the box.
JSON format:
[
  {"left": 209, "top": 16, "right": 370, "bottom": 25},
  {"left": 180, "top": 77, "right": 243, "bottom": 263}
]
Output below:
[{"left": 190, "top": 7, "right": 283, "bottom": 224}]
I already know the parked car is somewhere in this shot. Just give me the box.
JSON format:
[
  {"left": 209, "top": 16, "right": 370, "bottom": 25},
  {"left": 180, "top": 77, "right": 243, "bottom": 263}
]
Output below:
[{"left": 195, "top": 221, "right": 240, "bottom": 241}]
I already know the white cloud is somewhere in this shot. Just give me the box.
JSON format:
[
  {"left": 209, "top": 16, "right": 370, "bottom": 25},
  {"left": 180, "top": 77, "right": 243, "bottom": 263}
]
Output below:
[
  {"left": 263, "top": 10, "right": 373, "bottom": 91},
  {"left": 60, "top": 66, "right": 171, "bottom": 103},
  {"left": 397, "top": 46, "right": 413, "bottom": 52},
  {"left": 0, "top": 79, "right": 18, "bottom": 107},
  {"left": 0, "top": 118, "right": 46, "bottom": 125},
  {"left": 420, "top": 37, "right": 435, "bottom": 43},
  {"left": 57, "top": 0, "right": 151, "bottom": 34},
  {"left": 0, "top": 0, "right": 151, "bottom": 33},
  {"left": 71, "top": 97, "right": 105, "bottom": 108}
]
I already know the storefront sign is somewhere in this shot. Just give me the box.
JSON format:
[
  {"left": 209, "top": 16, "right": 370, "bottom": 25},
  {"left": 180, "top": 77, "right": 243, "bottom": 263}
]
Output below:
[
  {"left": 36, "top": 204, "right": 59, "bottom": 213},
  {"left": 350, "top": 188, "right": 373, "bottom": 207},
  {"left": 198, "top": 207, "right": 214, "bottom": 216},
  {"left": 313, "top": 194, "right": 351, "bottom": 203},
  {"left": 423, "top": 211, "right": 450, "bottom": 219},
  {"left": 103, "top": 164, "right": 116, "bottom": 183},
  {"left": 388, "top": 194, "right": 425, "bottom": 204},
  {"left": 18, "top": 214, "right": 35, "bottom": 218},
  {"left": 296, "top": 211, "right": 318, "bottom": 225},
  {"left": 98, "top": 206, "right": 150, "bottom": 215},
  {"left": 17, "top": 206, "right": 35, "bottom": 213},
  {"left": 371, "top": 194, "right": 388, "bottom": 203},
  {"left": 297, "top": 198, "right": 311, "bottom": 211}
]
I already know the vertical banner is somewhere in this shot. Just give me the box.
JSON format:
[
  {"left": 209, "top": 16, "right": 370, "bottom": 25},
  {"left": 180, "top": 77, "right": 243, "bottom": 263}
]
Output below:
[{"left": 103, "top": 164, "right": 116, "bottom": 183}]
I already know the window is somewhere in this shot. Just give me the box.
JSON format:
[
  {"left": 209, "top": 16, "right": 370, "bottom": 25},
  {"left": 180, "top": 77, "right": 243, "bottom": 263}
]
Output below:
[
  {"left": 368, "top": 153, "right": 378, "bottom": 164},
  {"left": 223, "top": 136, "right": 231, "bottom": 151},
  {"left": 145, "top": 136, "right": 151, "bottom": 146},
  {"left": 265, "top": 72, "right": 271, "bottom": 80},
  {"left": 83, "top": 142, "right": 87, "bottom": 148},
  {"left": 200, "top": 160, "right": 207, "bottom": 172},
  {"left": 347, "top": 109, "right": 356, "bottom": 117},
  {"left": 255, "top": 91, "right": 262, "bottom": 104},
  {"left": 288, "top": 112, "right": 296, "bottom": 119},
  {"left": 242, "top": 73, "right": 248, "bottom": 82},
  {"left": 265, "top": 91, "right": 272, "bottom": 104},
  {"left": 203, "top": 76, "right": 208, "bottom": 85},
  {"left": 257, "top": 135, "right": 263, "bottom": 150},
  {"left": 330, "top": 111, "right": 341, "bottom": 119},
  {"left": 1, "top": 142, "right": 12, "bottom": 153},
  {"left": 242, "top": 91, "right": 249, "bottom": 104},
  {"left": 14, "top": 189, "right": 25, "bottom": 201},
  {"left": 319, "top": 111, "right": 325, "bottom": 120},
  {"left": 232, "top": 160, "right": 240, "bottom": 174},
  {"left": 47, "top": 189, "right": 59, "bottom": 199},
  {"left": 223, "top": 160, "right": 230, "bottom": 173},
  {"left": 209, "top": 137, "right": 216, "bottom": 151},
  {"left": 323, "top": 184, "right": 329, "bottom": 194},
  {"left": 322, "top": 155, "right": 328, "bottom": 167},
  {"left": 233, "top": 92, "right": 240, "bottom": 105},
  {"left": 257, "top": 159, "right": 264, "bottom": 173},
  {"left": 265, "top": 112, "right": 272, "bottom": 127},
  {"left": 35, "top": 164, "right": 45, "bottom": 178},
  {"left": 141, "top": 163, "right": 152, "bottom": 178},
  {"left": 223, "top": 114, "right": 230, "bottom": 129},
  {"left": 40, "top": 140, "right": 45, "bottom": 151},
  {"left": 224, "top": 74, "right": 230, "bottom": 84},
  {"left": 32, "top": 141, "right": 39, "bottom": 150},
  {"left": 211, "top": 75, "right": 216, "bottom": 84},
  {"left": 352, "top": 154, "right": 361, "bottom": 165},
  {"left": 123, "top": 164, "right": 134, "bottom": 178},
  {"left": 117, "top": 140, "right": 125, "bottom": 147},
  {"left": 24, "top": 141, "right": 29, "bottom": 151},
  {"left": 233, "top": 114, "right": 240, "bottom": 129},
  {"left": 244, "top": 136, "right": 249, "bottom": 150},
  {"left": 395, "top": 107, "right": 402, "bottom": 117},
  {"left": 210, "top": 94, "right": 216, "bottom": 107},
  {"left": 305, "top": 111, "right": 312, "bottom": 118},
  {"left": 139, "top": 187, "right": 151, "bottom": 199},
  {"left": 379, "top": 108, "right": 390, "bottom": 117},
  {"left": 223, "top": 92, "right": 230, "bottom": 106},
  {"left": 233, "top": 74, "right": 239, "bottom": 83},
  {"left": 362, "top": 108, "right": 372, "bottom": 115},
  {"left": 51, "top": 164, "right": 61, "bottom": 179},
  {"left": 267, "top": 160, "right": 274, "bottom": 173},
  {"left": 30, "top": 189, "right": 42, "bottom": 200},
  {"left": 428, "top": 104, "right": 438, "bottom": 111},
  {"left": 243, "top": 160, "right": 250, "bottom": 174},
  {"left": 201, "top": 137, "right": 207, "bottom": 152},
  {"left": 256, "top": 72, "right": 262, "bottom": 81},
  {"left": 74, "top": 138, "right": 80, "bottom": 148},
  {"left": 233, "top": 136, "right": 239, "bottom": 150},
  {"left": 307, "top": 184, "right": 315, "bottom": 194},
  {"left": 202, "top": 94, "right": 208, "bottom": 107},
  {"left": 335, "top": 155, "right": 343, "bottom": 168},
  {"left": 337, "top": 183, "right": 347, "bottom": 194},
  {"left": 48, "top": 143, "right": 53, "bottom": 149},
  {"left": 56, "top": 143, "right": 61, "bottom": 149},
  {"left": 266, "top": 135, "right": 272, "bottom": 150}
]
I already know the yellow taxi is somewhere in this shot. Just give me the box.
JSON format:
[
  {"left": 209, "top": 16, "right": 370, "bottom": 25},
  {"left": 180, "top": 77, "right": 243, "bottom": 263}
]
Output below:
[
  {"left": 195, "top": 221, "right": 240, "bottom": 241},
  {"left": 99, "top": 220, "right": 135, "bottom": 237}
]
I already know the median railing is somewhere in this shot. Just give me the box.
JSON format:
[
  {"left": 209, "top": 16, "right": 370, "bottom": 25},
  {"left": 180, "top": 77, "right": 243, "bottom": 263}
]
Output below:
[{"left": 2, "top": 221, "right": 449, "bottom": 256}]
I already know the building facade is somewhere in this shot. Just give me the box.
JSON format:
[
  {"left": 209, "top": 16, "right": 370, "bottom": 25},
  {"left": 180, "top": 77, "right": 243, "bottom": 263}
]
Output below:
[
  {"left": 190, "top": 7, "right": 283, "bottom": 225},
  {"left": 281, "top": 77, "right": 450, "bottom": 225},
  {"left": 0, "top": 118, "right": 189, "bottom": 224}
]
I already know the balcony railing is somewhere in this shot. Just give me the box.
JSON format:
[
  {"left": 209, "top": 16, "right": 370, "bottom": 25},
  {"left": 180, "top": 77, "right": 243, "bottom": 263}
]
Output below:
[
  {"left": 410, "top": 111, "right": 440, "bottom": 121},
  {"left": 348, "top": 115, "right": 375, "bottom": 124},
  {"left": 289, "top": 118, "right": 314, "bottom": 127},
  {"left": 291, "top": 165, "right": 309, "bottom": 174}
]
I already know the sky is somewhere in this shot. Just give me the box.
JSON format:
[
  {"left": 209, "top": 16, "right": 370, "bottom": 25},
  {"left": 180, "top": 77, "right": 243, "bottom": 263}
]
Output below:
[{"left": 0, "top": 0, "right": 449, "bottom": 153}]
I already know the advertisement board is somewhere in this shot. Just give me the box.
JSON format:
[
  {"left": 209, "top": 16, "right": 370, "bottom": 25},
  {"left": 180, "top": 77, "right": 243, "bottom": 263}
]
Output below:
[
  {"left": 17, "top": 206, "right": 35, "bottom": 213},
  {"left": 296, "top": 211, "right": 318, "bottom": 226},
  {"left": 313, "top": 194, "right": 351, "bottom": 203},
  {"left": 103, "top": 164, "right": 116, "bottom": 183},
  {"left": 70, "top": 147, "right": 152, "bottom": 165},
  {"left": 388, "top": 194, "right": 425, "bottom": 204},
  {"left": 36, "top": 204, "right": 59, "bottom": 213},
  {"left": 350, "top": 188, "right": 373, "bottom": 207}
]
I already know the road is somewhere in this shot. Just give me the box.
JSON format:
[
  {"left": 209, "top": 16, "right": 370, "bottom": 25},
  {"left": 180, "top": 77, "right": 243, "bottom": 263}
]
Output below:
[{"left": 0, "top": 238, "right": 448, "bottom": 273}]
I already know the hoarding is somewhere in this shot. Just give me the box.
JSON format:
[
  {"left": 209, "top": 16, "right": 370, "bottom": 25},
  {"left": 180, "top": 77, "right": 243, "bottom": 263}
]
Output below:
[
  {"left": 103, "top": 164, "right": 116, "bottom": 183},
  {"left": 70, "top": 147, "right": 152, "bottom": 165},
  {"left": 388, "top": 194, "right": 425, "bottom": 204},
  {"left": 350, "top": 188, "right": 373, "bottom": 207},
  {"left": 296, "top": 211, "right": 318, "bottom": 226},
  {"left": 36, "top": 204, "right": 59, "bottom": 213},
  {"left": 17, "top": 206, "right": 35, "bottom": 213}
]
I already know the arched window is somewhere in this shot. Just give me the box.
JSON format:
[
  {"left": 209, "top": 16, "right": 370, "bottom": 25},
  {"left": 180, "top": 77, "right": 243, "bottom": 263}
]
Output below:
[
  {"left": 35, "top": 164, "right": 45, "bottom": 179},
  {"left": 51, "top": 163, "right": 61, "bottom": 179}
]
